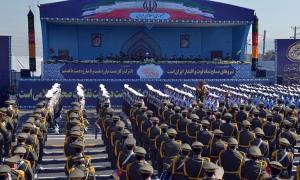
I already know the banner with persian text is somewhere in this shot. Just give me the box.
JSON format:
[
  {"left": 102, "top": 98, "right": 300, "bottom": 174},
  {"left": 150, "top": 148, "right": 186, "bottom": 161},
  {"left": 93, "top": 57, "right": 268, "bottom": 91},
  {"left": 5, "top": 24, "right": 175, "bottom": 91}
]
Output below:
[
  {"left": 18, "top": 78, "right": 270, "bottom": 108},
  {"left": 275, "top": 39, "right": 300, "bottom": 85},
  {"left": 43, "top": 63, "right": 251, "bottom": 80}
]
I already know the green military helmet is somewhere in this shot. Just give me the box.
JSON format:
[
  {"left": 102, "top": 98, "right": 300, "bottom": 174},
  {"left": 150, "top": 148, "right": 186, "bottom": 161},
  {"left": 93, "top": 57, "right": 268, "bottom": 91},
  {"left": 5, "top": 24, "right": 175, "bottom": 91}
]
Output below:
[
  {"left": 5, "top": 100, "right": 16, "bottom": 105},
  {"left": 253, "top": 109, "right": 259, "bottom": 115},
  {"left": 26, "top": 117, "right": 35, "bottom": 124},
  {"left": 70, "top": 106, "right": 81, "bottom": 112},
  {"left": 140, "top": 106, "right": 148, "bottom": 110},
  {"left": 279, "top": 138, "right": 290, "bottom": 147},
  {"left": 14, "top": 147, "right": 27, "bottom": 155},
  {"left": 69, "top": 167, "right": 85, "bottom": 178},
  {"left": 213, "top": 129, "right": 224, "bottom": 135},
  {"left": 181, "top": 143, "right": 192, "bottom": 151},
  {"left": 4, "top": 155, "right": 20, "bottom": 164},
  {"left": 167, "top": 103, "right": 174, "bottom": 108},
  {"left": 201, "top": 120, "right": 210, "bottom": 127},
  {"left": 266, "top": 113, "right": 273, "bottom": 118},
  {"left": 258, "top": 102, "right": 264, "bottom": 107},
  {"left": 150, "top": 117, "right": 159, "bottom": 123},
  {"left": 112, "top": 115, "right": 121, "bottom": 122},
  {"left": 239, "top": 103, "right": 245, "bottom": 108},
  {"left": 72, "top": 140, "right": 85, "bottom": 149},
  {"left": 115, "top": 121, "right": 125, "bottom": 129},
  {"left": 36, "top": 102, "right": 45, "bottom": 108},
  {"left": 203, "top": 161, "right": 219, "bottom": 173},
  {"left": 0, "top": 107, "right": 7, "bottom": 115},
  {"left": 167, "top": 128, "right": 177, "bottom": 136},
  {"left": 231, "top": 103, "right": 238, "bottom": 109},
  {"left": 181, "top": 109, "right": 189, "bottom": 115},
  {"left": 191, "top": 101, "right": 198, "bottom": 106},
  {"left": 124, "top": 136, "right": 136, "bottom": 146},
  {"left": 22, "top": 123, "right": 33, "bottom": 129},
  {"left": 159, "top": 123, "right": 168, "bottom": 129},
  {"left": 70, "top": 125, "right": 82, "bottom": 132},
  {"left": 242, "top": 120, "right": 251, "bottom": 128},
  {"left": 17, "top": 133, "right": 28, "bottom": 140},
  {"left": 139, "top": 163, "right": 154, "bottom": 175},
  {"left": 254, "top": 127, "right": 265, "bottom": 137},
  {"left": 33, "top": 108, "right": 42, "bottom": 114},
  {"left": 283, "top": 120, "right": 293, "bottom": 127},
  {"left": 273, "top": 105, "right": 280, "bottom": 111},
  {"left": 190, "top": 114, "right": 199, "bottom": 120},
  {"left": 224, "top": 113, "right": 233, "bottom": 118},
  {"left": 134, "top": 146, "right": 147, "bottom": 156},
  {"left": 69, "top": 112, "right": 79, "bottom": 119},
  {"left": 70, "top": 130, "right": 82, "bottom": 138},
  {"left": 227, "top": 137, "right": 238, "bottom": 146},
  {"left": 248, "top": 145, "right": 262, "bottom": 158},
  {"left": 135, "top": 101, "right": 143, "bottom": 106},
  {"left": 121, "top": 129, "right": 131, "bottom": 137},
  {"left": 269, "top": 161, "right": 283, "bottom": 170},
  {"left": 107, "top": 108, "right": 115, "bottom": 115},
  {"left": 174, "top": 106, "right": 181, "bottom": 112},
  {"left": 0, "top": 165, "right": 11, "bottom": 174},
  {"left": 70, "top": 102, "right": 81, "bottom": 107},
  {"left": 192, "top": 141, "right": 204, "bottom": 149},
  {"left": 70, "top": 119, "right": 81, "bottom": 126},
  {"left": 146, "top": 110, "right": 153, "bottom": 116}
]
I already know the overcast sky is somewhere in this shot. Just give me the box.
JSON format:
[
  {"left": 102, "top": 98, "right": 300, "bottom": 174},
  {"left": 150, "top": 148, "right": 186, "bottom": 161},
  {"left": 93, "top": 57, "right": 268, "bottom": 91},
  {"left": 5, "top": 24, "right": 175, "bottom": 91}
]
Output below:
[{"left": 0, "top": 0, "right": 299, "bottom": 57}]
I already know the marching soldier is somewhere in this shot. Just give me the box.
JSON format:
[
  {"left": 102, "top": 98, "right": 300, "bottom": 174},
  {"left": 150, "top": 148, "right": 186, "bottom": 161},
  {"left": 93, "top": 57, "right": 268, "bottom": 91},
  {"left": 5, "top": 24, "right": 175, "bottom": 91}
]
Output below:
[
  {"left": 125, "top": 146, "right": 148, "bottom": 180},
  {"left": 139, "top": 163, "right": 154, "bottom": 180},
  {"left": 209, "top": 129, "right": 227, "bottom": 163},
  {"left": 211, "top": 112, "right": 225, "bottom": 131},
  {"left": 183, "top": 141, "right": 209, "bottom": 179},
  {"left": 272, "top": 105, "right": 283, "bottom": 126},
  {"left": 147, "top": 117, "right": 161, "bottom": 167},
  {"left": 220, "top": 113, "right": 238, "bottom": 141},
  {"left": 13, "top": 147, "right": 34, "bottom": 180},
  {"left": 266, "top": 161, "right": 284, "bottom": 180},
  {"left": 237, "top": 120, "right": 255, "bottom": 154},
  {"left": 271, "top": 138, "right": 293, "bottom": 179},
  {"left": 258, "top": 102, "right": 268, "bottom": 118},
  {"left": 110, "top": 121, "right": 126, "bottom": 169},
  {"left": 3, "top": 155, "right": 25, "bottom": 180},
  {"left": 141, "top": 110, "right": 153, "bottom": 152},
  {"left": 196, "top": 120, "right": 213, "bottom": 157},
  {"left": 219, "top": 138, "right": 245, "bottom": 180},
  {"left": 279, "top": 120, "right": 298, "bottom": 147},
  {"left": 160, "top": 129, "right": 181, "bottom": 175},
  {"left": 176, "top": 109, "right": 190, "bottom": 143},
  {"left": 251, "top": 109, "right": 263, "bottom": 130},
  {"left": 162, "top": 103, "right": 175, "bottom": 125},
  {"left": 169, "top": 106, "right": 182, "bottom": 130},
  {"left": 186, "top": 114, "right": 201, "bottom": 145},
  {"left": 168, "top": 143, "right": 191, "bottom": 180},
  {"left": 203, "top": 161, "right": 219, "bottom": 180},
  {"left": 116, "top": 136, "right": 136, "bottom": 180},
  {"left": 236, "top": 104, "right": 248, "bottom": 130},
  {"left": 250, "top": 128, "right": 269, "bottom": 158},
  {"left": 155, "top": 124, "right": 169, "bottom": 176},
  {"left": 136, "top": 106, "right": 148, "bottom": 146},
  {"left": 241, "top": 145, "right": 268, "bottom": 179},
  {"left": 263, "top": 113, "right": 279, "bottom": 157}
]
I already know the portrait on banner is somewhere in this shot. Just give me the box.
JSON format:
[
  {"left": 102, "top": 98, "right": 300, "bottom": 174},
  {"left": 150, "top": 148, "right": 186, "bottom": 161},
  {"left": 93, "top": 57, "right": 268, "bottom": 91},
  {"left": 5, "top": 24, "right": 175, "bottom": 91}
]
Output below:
[
  {"left": 180, "top": 34, "right": 190, "bottom": 48},
  {"left": 91, "top": 33, "right": 101, "bottom": 47}
]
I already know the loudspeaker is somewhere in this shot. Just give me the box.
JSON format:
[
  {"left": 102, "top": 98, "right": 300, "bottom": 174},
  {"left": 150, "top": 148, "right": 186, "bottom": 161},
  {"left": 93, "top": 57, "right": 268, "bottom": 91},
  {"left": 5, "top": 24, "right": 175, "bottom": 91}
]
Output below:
[
  {"left": 256, "top": 68, "right": 266, "bottom": 78},
  {"left": 20, "top": 69, "right": 31, "bottom": 78}
]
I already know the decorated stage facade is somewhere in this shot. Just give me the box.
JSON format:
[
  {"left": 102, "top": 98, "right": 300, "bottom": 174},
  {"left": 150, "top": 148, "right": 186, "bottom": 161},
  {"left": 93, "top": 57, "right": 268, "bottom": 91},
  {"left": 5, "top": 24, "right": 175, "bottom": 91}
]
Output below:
[{"left": 18, "top": 0, "right": 270, "bottom": 108}]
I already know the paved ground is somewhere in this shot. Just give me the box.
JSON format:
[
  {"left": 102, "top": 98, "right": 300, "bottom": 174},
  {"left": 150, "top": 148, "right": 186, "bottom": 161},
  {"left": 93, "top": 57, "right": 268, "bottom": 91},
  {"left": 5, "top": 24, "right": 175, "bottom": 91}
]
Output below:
[{"left": 19, "top": 110, "right": 113, "bottom": 180}]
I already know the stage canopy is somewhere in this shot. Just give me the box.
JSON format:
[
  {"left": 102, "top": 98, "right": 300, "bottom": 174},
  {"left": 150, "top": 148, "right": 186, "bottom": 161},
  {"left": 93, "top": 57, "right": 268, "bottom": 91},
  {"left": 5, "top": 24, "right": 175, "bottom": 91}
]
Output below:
[{"left": 40, "top": 0, "right": 254, "bottom": 25}]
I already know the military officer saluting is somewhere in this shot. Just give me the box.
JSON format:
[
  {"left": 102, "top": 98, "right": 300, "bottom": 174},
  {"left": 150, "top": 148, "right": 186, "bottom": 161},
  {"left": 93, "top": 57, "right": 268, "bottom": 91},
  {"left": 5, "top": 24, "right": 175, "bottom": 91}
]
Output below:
[
  {"left": 241, "top": 145, "right": 268, "bottom": 180},
  {"left": 219, "top": 137, "right": 245, "bottom": 180},
  {"left": 183, "top": 141, "right": 209, "bottom": 179},
  {"left": 238, "top": 120, "right": 255, "bottom": 153}
]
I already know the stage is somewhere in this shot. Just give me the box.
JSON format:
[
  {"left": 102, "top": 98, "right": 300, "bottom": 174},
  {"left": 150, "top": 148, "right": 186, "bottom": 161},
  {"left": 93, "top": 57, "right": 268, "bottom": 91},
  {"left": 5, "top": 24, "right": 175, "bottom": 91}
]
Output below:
[{"left": 18, "top": 0, "right": 271, "bottom": 108}]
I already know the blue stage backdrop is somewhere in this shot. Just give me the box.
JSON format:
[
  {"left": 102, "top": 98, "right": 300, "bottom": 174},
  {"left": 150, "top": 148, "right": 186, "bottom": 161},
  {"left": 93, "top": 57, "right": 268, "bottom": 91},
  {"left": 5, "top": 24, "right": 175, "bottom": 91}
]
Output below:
[
  {"left": 43, "top": 62, "right": 251, "bottom": 79},
  {"left": 275, "top": 39, "right": 300, "bottom": 85},
  {"left": 18, "top": 78, "right": 271, "bottom": 109}
]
